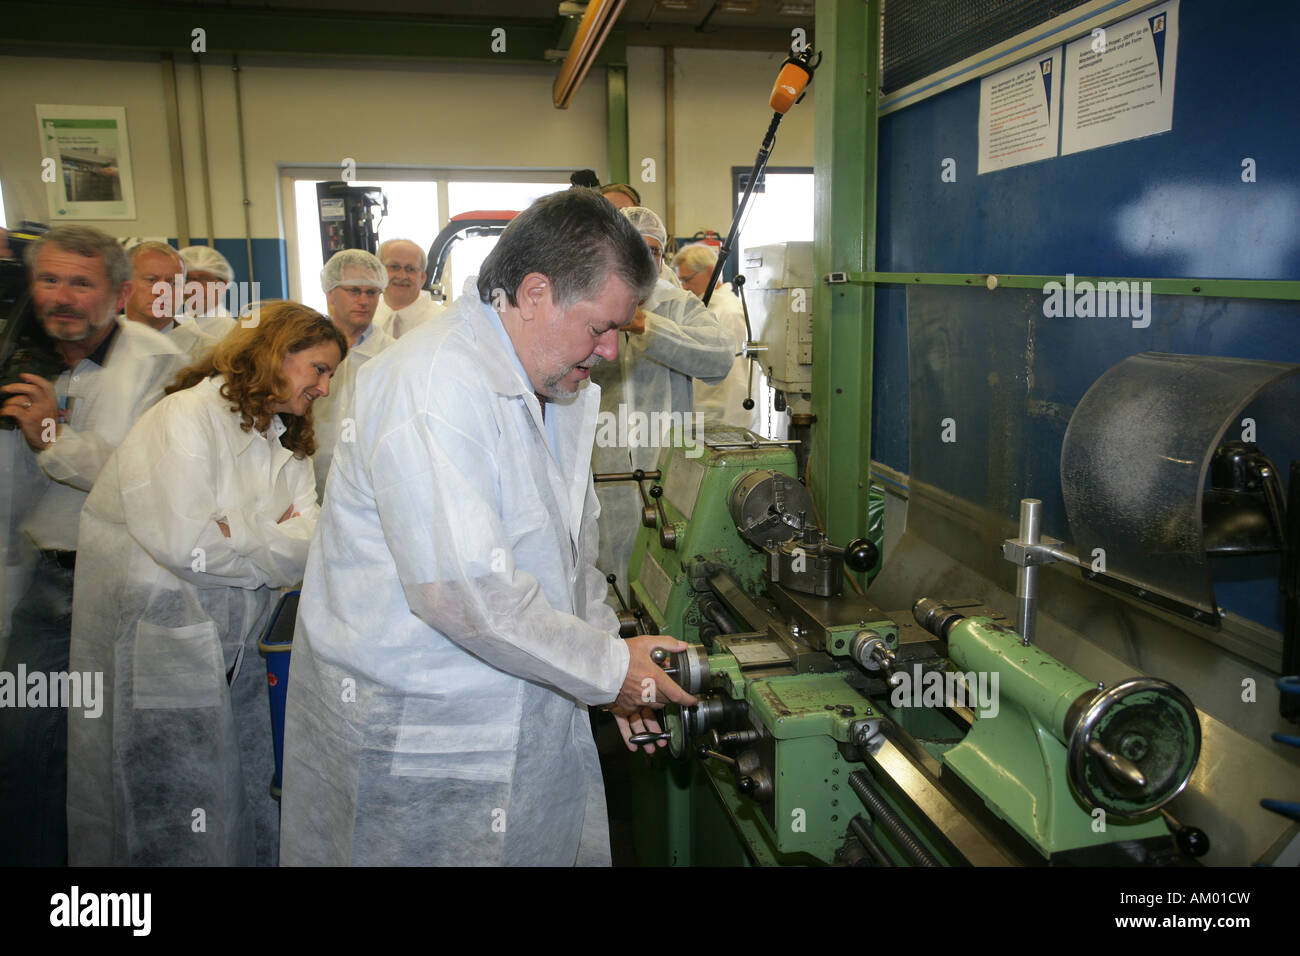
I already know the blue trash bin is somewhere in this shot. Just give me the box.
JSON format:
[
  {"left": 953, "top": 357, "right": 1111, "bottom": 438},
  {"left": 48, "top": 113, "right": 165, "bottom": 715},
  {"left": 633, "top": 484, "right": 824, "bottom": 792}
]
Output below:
[{"left": 258, "top": 589, "right": 300, "bottom": 799}]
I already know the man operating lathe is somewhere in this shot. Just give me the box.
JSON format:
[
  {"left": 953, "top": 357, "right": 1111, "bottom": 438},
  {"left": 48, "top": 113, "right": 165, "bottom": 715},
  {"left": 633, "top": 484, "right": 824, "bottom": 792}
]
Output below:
[{"left": 279, "top": 189, "right": 697, "bottom": 866}]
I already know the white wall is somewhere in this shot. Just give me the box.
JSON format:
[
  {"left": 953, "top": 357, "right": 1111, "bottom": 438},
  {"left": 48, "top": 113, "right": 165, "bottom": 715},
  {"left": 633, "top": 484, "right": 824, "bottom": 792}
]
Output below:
[
  {"left": 0, "top": 55, "right": 179, "bottom": 235},
  {"left": 1, "top": 45, "right": 814, "bottom": 247},
  {"left": 626, "top": 46, "right": 667, "bottom": 220},
  {"left": 0, "top": 52, "right": 609, "bottom": 240},
  {"left": 657, "top": 47, "right": 815, "bottom": 240}
]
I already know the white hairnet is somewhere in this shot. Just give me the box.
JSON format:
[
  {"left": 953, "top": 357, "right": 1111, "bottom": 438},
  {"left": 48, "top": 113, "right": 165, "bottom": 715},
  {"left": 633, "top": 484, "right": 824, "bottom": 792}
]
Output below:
[
  {"left": 178, "top": 245, "right": 234, "bottom": 282},
  {"left": 621, "top": 206, "right": 667, "bottom": 247},
  {"left": 320, "top": 249, "right": 388, "bottom": 294}
]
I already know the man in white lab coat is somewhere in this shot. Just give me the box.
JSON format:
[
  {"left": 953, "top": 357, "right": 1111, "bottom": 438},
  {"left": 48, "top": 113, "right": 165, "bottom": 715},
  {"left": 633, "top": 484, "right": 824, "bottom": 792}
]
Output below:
[
  {"left": 310, "top": 248, "right": 393, "bottom": 493},
  {"left": 373, "top": 238, "right": 444, "bottom": 339},
  {"left": 673, "top": 243, "right": 761, "bottom": 433},
  {"left": 0, "top": 225, "right": 187, "bottom": 865},
  {"left": 279, "top": 189, "right": 697, "bottom": 866},
  {"left": 591, "top": 207, "right": 735, "bottom": 590},
  {"left": 178, "top": 244, "right": 240, "bottom": 339},
  {"left": 123, "top": 241, "right": 221, "bottom": 363},
  {"left": 600, "top": 185, "right": 681, "bottom": 288}
]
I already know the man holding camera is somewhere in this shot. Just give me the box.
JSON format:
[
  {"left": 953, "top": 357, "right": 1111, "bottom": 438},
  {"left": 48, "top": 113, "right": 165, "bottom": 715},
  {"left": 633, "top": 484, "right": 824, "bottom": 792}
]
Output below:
[{"left": 0, "top": 224, "right": 187, "bottom": 865}]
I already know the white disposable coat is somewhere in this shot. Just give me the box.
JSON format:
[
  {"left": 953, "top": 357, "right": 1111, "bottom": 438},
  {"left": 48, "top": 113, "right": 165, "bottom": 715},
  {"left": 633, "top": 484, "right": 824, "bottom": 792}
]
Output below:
[
  {"left": 310, "top": 322, "right": 393, "bottom": 494},
  {"left": 67, "top": 374, "right": 320, "bottom": 865},
  {"left": 2, "top": 318, "right": 185, "bottom": 648},
  {"left": 590, "top": 278, "right": 734, "bottom": 585},
  {"left": 374, "top": 291, "right": 445, "bottom": 339},
  {"left": 166, "top": 319, "right": 221, "bottom": 364},
  {"left": 186, "top": 310, "right": 238, "bottom": 340},
  {"left": 279, "top": 292, "right": 628, "bottom": 866},
  {"left": 25, "top": 318, "right": 188, "bottom": 550},
  {"left": 692, "top": 284, "right": 760, "bottom": 431}
]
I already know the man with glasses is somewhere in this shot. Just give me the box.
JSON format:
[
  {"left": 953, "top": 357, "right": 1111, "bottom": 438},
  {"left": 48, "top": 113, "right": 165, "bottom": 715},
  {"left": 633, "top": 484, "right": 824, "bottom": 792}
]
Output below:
[
  {"left": 312, "top": 249, "right": 393, "bottom": 493},
  {"left": 591, "top": 205, "right": 734, "bottom": 591},
  {"left": 374, "top": 238, "right": 444, "bottom": 339}
]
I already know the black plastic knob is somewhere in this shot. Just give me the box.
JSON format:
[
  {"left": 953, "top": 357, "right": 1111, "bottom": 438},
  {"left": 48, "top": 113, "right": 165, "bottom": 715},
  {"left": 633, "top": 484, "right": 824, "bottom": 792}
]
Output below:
[
  {"left": 1175, "top": 826, "right": 1210, "bottom": 858},
  {"left": 649, "top": 485, "right": 663, "bottom": 499},
  {"left": 742, "top": 398, "right": 755, "bottom": 410},
  {"left": 738, "top": 776, "right": 756, "bottom": 795},
  {"left": 844, "top": 537, "right": 879, "bottom": 573}
]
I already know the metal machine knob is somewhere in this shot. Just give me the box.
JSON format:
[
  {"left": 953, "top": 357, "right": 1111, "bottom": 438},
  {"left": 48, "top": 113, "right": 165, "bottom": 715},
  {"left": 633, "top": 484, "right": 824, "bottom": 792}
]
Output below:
[{"left": 844, "top": 537, "right": 878, "bottom": 573}]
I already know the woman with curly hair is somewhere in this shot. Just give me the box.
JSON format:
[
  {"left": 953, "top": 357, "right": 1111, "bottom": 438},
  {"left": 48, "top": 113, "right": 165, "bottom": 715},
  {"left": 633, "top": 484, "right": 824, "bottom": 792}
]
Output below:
[{"left": 66, "top": 301, "right": 346, "bottom": 866}]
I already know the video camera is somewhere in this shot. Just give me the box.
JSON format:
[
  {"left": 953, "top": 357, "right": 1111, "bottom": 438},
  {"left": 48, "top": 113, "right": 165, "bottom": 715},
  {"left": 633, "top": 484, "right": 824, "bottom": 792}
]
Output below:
[{"left": 0, "top": 255, "right": 64, "bottom": 430}]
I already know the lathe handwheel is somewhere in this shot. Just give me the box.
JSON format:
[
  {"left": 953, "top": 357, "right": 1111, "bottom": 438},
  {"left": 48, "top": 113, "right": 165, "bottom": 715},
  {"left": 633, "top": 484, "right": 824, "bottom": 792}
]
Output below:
[{"left": 1066, "top": 678, "right": 1201, "bottom": 818}]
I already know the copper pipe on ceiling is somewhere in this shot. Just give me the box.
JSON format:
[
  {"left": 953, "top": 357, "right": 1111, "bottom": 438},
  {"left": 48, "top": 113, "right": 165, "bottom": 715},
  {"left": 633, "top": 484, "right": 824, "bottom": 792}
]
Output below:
[{"left": 553, "top": 0, "right": 627, "bottom": 109}]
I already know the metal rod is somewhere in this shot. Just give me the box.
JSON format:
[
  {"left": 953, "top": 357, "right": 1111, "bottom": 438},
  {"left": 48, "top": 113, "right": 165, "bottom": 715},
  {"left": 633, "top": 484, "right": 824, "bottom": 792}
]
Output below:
[
  {"left": 848, "top": 771, "right": 941, "bottom": 867},
  {"left": 1042, "top": 544, "right": 1083, "bottom": 567},
  {"left": 699, "top": 595, "right": 738, "bottom": 635},
  {"left": 847, "top": 271, "right": 1300, "bottom": 303},
  {"left": 193, "top": 54, "right": 215, "bottom": 245},
  {"left": 664, "top": 45, "right": 675, "bottom": 240},
  {"left": 592, "top": 469, "right": 662, "bottom": 483},
  {"left": 1016, "top": 498, "right": 1041, "bottom": 646},
  {"left": 160, "top": 53, "right": 191, "bottom": 248},
  {"left": 231, "top": 54, "right": 255, "bottom": 283},
  {"left": 703, "top": 111, "right": 782, "bottom": 307},
  {"left": 849, "top": 816, "right": 896, "bottom": 867}
]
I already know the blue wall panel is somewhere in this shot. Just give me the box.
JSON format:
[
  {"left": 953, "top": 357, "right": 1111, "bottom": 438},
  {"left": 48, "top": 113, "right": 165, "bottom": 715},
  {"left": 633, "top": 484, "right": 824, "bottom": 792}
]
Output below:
[
  {"left": 868, "top": 0, "right": 1300, "bottom": 631},
  {"left": 175, "top": 238, "right": 289, "bottom": 300},
  {"left": 870, "top": 284, "right": 910, "bottom": 474},
  {"left": 876, "top": 0, "right": 1300, "bottom": 280}
]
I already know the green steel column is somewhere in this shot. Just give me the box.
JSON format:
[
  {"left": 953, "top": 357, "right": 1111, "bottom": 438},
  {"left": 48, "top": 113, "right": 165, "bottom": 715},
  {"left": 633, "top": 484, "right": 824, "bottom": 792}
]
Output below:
[
  {"left": 812, "top": 0, "right": 879, "bottom": 547},
  {"left": 607, "top": 65, "right": 630, "bottom": 186}
]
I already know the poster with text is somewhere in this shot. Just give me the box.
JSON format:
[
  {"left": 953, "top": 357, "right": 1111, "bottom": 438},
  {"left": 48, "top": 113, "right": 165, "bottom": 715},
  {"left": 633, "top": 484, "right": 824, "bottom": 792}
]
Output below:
[
  {"left": 36, "top": 105, "right": 137, "bottom": 221},
  {"left": 978, "top": 49, "right": 1063, "bottom": 175},
  {"left": 1061, "top": 1, "right": 1180, "bottom": 156}
]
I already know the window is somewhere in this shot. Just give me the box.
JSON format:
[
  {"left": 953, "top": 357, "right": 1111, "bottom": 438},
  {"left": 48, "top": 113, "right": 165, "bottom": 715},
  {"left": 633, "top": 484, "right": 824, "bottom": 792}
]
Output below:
[
  {"left": 443, "top": 181, "right": 563, "bottom": 300},
  {"left": 293, "top": 180, "right": 439, "bottom": 314},
  {"left": 728, "top": 167, "right": 814, "bottom": 438},
  {"left": 731, "top": 167, "right": 815, "bottom": 266},
  {"left": 288, "top": 174, "right": 568, "bottom": 313}
]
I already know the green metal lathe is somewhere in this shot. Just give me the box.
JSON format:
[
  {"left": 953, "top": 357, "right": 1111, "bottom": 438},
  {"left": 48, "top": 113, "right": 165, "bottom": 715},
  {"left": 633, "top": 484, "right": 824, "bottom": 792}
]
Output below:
[{"left": 609, "top": 429, "right": 1203, "bottom": 866}]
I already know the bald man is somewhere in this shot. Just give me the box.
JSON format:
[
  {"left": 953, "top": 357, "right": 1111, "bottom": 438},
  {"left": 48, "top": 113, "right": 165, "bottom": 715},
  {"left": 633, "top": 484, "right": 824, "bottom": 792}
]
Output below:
[{"left": 373, "top": 238, "right": 444, "bottom": 339}]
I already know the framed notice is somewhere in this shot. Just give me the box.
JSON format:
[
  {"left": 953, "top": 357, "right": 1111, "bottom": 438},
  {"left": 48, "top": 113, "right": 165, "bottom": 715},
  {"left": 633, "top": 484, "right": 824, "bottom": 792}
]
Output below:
[
  {"left": 1061, "top": 1, "right": 1180, "bottom": 156},
  {"left": 978, "top": 50, "right": 1063, "bottom": 174},
  {"left": 36, "top": 105, "right": 137, "bottom": 220}
]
